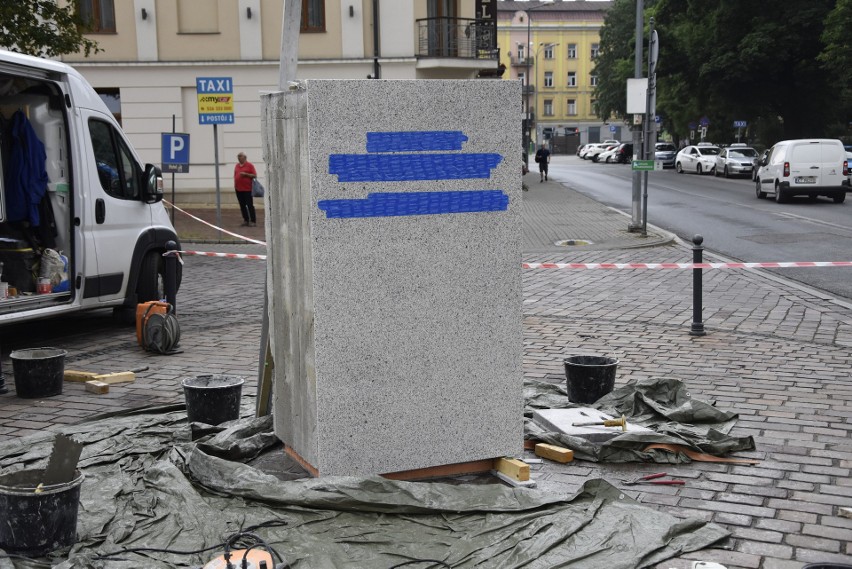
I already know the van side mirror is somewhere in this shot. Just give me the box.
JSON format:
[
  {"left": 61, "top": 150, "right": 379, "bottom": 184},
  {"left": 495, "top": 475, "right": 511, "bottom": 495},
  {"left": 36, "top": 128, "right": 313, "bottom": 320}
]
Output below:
[{"left": 142, "top": 164, "right": 164, "bottom": 203}]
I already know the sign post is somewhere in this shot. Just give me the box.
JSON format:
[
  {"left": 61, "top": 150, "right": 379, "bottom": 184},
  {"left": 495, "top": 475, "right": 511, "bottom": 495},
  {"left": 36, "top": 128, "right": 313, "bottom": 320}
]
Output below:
[
  {"left": 733, "top": 120, "right": 747, "bottom": 143},
  {"left": 196, "top": 77, "right": 235, "bottom": 235},
  {"left": 161, "top": 127, "right": 190, "bottom": 225}
]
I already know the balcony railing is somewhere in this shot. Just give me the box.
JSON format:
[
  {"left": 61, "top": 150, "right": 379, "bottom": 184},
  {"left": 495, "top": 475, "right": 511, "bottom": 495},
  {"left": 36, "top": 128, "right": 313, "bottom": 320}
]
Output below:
[
  {"left": 416, "top": 17, "right": 498, "bottom": 60},
  {"left": 509, "top": 54, "right": 534, "bottom": 67},
  {"left": 522, "top": 85, "right": 535, "bottom": 95}
]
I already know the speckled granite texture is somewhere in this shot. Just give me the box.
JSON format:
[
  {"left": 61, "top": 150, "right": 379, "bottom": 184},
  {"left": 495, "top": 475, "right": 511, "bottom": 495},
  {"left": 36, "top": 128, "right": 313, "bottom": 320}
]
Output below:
[{"left": 262, "top": 80, "right": 523, "bottom": 476}]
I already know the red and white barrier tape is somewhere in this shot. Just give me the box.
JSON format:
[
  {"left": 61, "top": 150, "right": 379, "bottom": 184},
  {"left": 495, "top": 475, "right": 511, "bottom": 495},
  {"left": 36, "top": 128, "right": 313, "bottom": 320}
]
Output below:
[
  {"left": 165, "top": 200, "right": 267, "bottom": 246},
  {"left": 166, "top": 250, "right": 267, "bottom": 261},
  {"left": 522, "top": 261, "right": 852, "bottom": 270}
]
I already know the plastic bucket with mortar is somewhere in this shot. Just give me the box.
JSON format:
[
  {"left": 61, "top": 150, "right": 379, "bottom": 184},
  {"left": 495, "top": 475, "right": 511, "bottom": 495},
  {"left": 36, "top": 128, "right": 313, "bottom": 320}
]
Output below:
[
  {"left": 10, "top": 348, "right": 67, "bottom": 398},
  {"left": 563, "top": 355, "right": 618, "bottom": 404},
  {"left": 182, "top": 374, "right": 244, "bottom": 425},
  {"left": 0, "top": 468, "right": 84, "bottom": 556}
]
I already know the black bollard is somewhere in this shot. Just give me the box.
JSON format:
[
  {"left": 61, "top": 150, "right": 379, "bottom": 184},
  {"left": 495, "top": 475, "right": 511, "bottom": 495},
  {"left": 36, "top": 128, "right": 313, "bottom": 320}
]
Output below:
[
  {"left": 690, "top": 234, "right": 706, "bottom": 336},
  {"left": 164, "top": 240, "right": 178, "bottom": 313}
]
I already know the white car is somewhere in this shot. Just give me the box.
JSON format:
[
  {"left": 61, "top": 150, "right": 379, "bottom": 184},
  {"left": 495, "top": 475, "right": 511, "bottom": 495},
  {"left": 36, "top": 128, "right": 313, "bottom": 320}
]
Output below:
[
  {"left": 755, "top": 138, "right": 850, "bottom": 203},
  {"left": 599, "top": 146, "right": 620, "bottom": 163},
  {"left": 579, "top": 143, "right": 602, "bottom": 159},
  {"left": 675, "top": 144, "right": 721, "bottom": 174},
  {"left": 587, "top": 144, "right": 618, "bottom": 162}
]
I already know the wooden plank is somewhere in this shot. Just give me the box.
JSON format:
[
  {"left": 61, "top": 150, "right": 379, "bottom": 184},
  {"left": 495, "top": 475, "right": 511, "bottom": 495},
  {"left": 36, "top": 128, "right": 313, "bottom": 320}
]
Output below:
[
  {"left": 535, "top": 443, "right": 574, "bottom": 464},
  {"left": 84, "top": 380, "right": 109, "bottom": 394},
  {"left": 92, "top": 371, "right": 136, "bottom": 385},
  {"left": 839, "top": 507, "right": 852, "bottom": 519},
  {"left": 493, "top": 457, "right": 530, "bottom": 481},
  {"left": 381, "top": 458, "right": 495, "bottom": 481},
  {"left": 64, "top": 370, "right": 98, "bottom": 382}
]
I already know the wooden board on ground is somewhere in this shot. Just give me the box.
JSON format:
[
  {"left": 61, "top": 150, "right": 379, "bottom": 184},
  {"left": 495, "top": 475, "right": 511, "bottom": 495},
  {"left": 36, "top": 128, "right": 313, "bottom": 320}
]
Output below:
[
  {"left": 92, "top": 372, "right": 136, "bottom": 385},
  {"left": 493, "top": 457, "right": 530, "bottom": 481},
  {"left": 535, "top": 443, "right": 574, "bottom": 463},
  {"left": 64, "top": 370, "right": 99, "bottom": 382}
]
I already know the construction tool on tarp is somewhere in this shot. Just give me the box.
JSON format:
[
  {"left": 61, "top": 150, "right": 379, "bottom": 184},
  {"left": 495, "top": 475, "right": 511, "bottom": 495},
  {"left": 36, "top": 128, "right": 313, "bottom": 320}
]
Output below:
[
  {"left": 41, "top": 434, "right": 83, "bottom": 487},
  {"left": 621, "top": 472, "right": 685, "bottom": 486},
  {"left": 571, "top": 413, "right": 627, "bottom": 431}
]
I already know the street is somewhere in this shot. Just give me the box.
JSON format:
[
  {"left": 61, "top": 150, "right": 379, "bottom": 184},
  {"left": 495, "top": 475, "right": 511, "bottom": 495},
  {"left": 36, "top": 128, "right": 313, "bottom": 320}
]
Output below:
[{"left": 552, "top": 155, "right": 852, "bottom": 302}]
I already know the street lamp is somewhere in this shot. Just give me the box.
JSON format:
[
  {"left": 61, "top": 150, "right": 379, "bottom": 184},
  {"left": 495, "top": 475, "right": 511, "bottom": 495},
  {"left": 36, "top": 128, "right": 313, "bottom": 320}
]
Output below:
[{"left": 523, "top": 1, "right": 555, "bottom": 155}]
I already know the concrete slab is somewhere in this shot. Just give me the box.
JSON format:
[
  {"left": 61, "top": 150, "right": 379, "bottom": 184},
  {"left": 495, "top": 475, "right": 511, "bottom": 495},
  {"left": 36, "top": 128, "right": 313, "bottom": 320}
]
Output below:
[{"left": 532, "top": 408, "right": 654, "bottom": 443}]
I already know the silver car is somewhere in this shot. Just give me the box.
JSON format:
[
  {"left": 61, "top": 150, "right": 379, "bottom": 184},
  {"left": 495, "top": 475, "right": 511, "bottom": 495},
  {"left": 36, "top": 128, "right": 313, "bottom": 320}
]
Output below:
[
  {"left": 714, "top": 145, "right": 759, "bottom": 178},
  {"left": 654, "top": 142, "right": 676, "bottom": 168}
]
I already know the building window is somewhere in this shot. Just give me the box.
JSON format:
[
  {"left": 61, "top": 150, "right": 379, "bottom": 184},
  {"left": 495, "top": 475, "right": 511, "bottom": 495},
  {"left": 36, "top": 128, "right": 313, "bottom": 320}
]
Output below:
[
  {"left": 517, "top": 44, "right": 525, "bottom": 59},
  {"left": 567, "top": 99, "right": 577, "bottom": 115},
  {"left": 518, "top": 71, "right": 525, "bottom": 83},
  {"left": 567, "top": 72, "right": 576, "bottom": 87},
  {"left": 544, "top": 45, "right": 554, "bottom": 59},
  {"left": 544, "top": 99, "right": 553, "bottom": 116},
  {"left": 591, "top": 43, "right": 600, "bottom": 59},
  {"left": 78, "top": 0, "right": 116, "bottom": 33},
  {"left": 302, "top": 0, "right": 326, "bottom": 32},
  {"left": 590, "top": 74, "right": 598, "bottom": 87},
  {"left": 96, "top": 88, "right": 122, "bottom": 125},
  {"left": 567, "top": 44, "right": 577, "bottom": 59},
  {"left": 544, "top": 72, "right": 553, "bottom": 88}
]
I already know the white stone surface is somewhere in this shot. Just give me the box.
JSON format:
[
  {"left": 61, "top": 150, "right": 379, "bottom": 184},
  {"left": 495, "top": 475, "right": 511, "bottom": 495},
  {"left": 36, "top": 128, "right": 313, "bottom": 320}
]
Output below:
[
  {"left": 532, "top": 408, "right": 654, "bottom": 443},
  {"left": 261, "top": 79, "right": 523, "bottom": 476}
]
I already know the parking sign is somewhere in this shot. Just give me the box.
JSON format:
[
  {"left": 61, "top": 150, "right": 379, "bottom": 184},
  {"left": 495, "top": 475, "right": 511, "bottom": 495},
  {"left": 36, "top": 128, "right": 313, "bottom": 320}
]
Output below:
[{"left": 161, "top": 133, "right": 190, "bottom": 173}]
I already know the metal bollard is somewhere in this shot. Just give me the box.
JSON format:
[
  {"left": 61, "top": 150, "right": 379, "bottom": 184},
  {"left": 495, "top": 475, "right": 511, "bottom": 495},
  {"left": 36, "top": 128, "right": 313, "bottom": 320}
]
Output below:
[
  {"left": 690, "top": 234, "right": 706, "bottom": 336},
  {"left": 164, "top": 240, "right": 178, "bottom": 313}
]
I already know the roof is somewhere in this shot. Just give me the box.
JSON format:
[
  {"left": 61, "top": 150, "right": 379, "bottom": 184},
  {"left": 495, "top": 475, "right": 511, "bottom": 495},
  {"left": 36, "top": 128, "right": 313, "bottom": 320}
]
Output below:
[{"left": 497, "top": 0, "right": 613, "bottom": 12}]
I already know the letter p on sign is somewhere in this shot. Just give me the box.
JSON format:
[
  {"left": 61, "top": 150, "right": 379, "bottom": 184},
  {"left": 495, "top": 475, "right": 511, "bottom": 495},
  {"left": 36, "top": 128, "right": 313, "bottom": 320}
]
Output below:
[{"left": 161, "top": 133, "right": 190, "bottom": 173}]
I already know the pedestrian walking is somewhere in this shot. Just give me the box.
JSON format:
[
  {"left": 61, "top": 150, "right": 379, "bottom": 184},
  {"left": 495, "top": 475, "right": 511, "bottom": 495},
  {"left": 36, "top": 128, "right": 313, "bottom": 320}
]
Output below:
[
  {"left": 234, "top": 152, "right": 257, "bottom": 227},
  {"left": 535, "top": 143, "right": 551, "bottom": 182}
]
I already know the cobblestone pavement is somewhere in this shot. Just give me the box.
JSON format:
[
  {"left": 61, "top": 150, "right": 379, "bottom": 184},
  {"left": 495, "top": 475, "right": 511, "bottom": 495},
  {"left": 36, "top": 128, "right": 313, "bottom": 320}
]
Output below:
[{"left": 0, "top": 154, "right": 850, "bottom": 568}]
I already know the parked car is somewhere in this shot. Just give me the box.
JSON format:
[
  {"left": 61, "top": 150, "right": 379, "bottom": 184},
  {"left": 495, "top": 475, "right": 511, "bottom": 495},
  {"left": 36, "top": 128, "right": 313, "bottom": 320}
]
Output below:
[
  {"left": 675, "top": 144, "right": 721, "bottom": 174},
  {"left": 754, "top": 138, "right": 850, "bottom": 203},
  {"left": 579, "top": 144, "right": 601, "bottom": 159},
  {"left": 610, "top": 142, "right": 633, "bottom": 164},
  {"left": 752, "top": 149, "right": 769, "bottom": 181},
  {"left": 576, "top": 143, "right": 588, "bottom": 157},
  {"left": 714, "top": 144, "right": 759, "bottom": 178},
  {"left": 654, "top": 142, "right": 677, "bottom": 168},
  {"left": 589, "top": 144, "right": 618, "bottom": 162},
  {"left": 598, "top": 145, "right": 620, "bottom": 163}
]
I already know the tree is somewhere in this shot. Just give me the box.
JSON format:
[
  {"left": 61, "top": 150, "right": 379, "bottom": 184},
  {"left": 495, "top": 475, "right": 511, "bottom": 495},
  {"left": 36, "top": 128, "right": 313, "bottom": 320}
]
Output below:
[
  {"left": 819, "top": 0, "right": 852, "bottom": 125},
  {"left": 592, "top": 0, "right": 639, "bottom": 122},
  {"left": 0, "top": 1, "right": 99, "bottom": 58}
]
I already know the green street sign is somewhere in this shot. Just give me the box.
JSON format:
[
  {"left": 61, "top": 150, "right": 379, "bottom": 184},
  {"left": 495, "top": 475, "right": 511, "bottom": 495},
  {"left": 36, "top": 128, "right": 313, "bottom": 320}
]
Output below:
[{"left": 631, "top": 160, "right": 661, "bottom": 171}]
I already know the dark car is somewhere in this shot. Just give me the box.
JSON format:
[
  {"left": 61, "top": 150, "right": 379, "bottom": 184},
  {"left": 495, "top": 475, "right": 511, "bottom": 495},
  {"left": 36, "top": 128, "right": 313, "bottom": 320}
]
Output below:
[
  {"left": 654, "top": 142, "right": 677, "bottom": 168},
  {"left": 613, "top": 143, "right": 633, "bottom": 164}
]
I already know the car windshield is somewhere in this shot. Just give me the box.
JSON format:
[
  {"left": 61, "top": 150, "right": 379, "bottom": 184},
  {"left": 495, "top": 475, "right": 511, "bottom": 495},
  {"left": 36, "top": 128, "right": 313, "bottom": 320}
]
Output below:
[
  {"left": 729, "top": 149, "right": 757, "bottom": 158},
  {"left": 656, "top": 144, "right": 675, "bottom": 152},
  {"left": 698, "top": 147, "right": 720, "bottom": 156}
]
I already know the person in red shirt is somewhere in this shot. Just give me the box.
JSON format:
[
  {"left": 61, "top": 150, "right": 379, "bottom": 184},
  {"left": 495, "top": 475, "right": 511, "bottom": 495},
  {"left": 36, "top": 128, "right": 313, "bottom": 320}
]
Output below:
[{"left": 233, "top": 152, "right": 257, "bottom": 226}]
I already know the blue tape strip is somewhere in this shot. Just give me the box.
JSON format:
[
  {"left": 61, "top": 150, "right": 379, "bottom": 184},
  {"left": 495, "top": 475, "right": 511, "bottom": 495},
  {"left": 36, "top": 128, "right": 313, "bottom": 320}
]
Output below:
[
  {"left": 329, "top": 153, "right": 503, "bottom": 182},
  {"left": 317, "top": 190, "right": 509, "bottom": 218},
  {"left": 366, "top": 131, "right": 469, "bottom": 152}
]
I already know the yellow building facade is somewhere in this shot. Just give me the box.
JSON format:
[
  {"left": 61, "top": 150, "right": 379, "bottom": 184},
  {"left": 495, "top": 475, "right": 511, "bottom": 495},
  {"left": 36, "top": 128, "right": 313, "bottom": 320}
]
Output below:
[{"left": 497, "top": 0, "right": 617, "bottom": 151}]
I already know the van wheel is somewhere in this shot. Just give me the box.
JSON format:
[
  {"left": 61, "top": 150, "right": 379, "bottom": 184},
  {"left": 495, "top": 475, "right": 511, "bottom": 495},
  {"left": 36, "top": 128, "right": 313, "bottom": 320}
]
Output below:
[
  {"left": 833, "top": 193, "right": 846, "bottom": 204},
  {"left": 137, "top": 250, "right": 182, "bottom": 303},
  {"left": 774, "top": 182, "right": 787, "bottom": 203},
  {"left": 676, "top": 162, "right": 684, "bottom": 173},
  {"left": 755, "top": 178, "right": 766, "bottom": 199}
]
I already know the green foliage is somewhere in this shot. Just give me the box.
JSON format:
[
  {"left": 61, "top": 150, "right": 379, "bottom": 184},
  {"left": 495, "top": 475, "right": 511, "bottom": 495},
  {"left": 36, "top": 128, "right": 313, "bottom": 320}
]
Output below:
[
  {"left": 597, "top": 0, "right": 850, "bottom": 145},
  {"left": 0, "top": 1, "right": 100, "bottom": 58}
]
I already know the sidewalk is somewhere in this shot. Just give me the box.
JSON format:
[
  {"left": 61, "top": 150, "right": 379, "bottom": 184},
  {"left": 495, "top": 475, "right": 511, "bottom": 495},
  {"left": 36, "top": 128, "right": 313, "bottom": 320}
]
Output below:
[{"left": 0, "top": 158, "right": 851, "bottom": 568}]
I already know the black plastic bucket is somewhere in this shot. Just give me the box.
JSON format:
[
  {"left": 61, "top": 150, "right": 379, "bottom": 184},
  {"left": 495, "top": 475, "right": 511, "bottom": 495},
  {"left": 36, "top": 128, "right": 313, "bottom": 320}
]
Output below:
[
  {"left": 0, "top": 468, "right": 84, "bottom": 556},
  {"left": 10, "top": 348, "right": 67, "bottom": 398},
  {"left": 802, "top": 564, "right": 852, "bottom": 569},
  {"left": 564, "top": 355, "right": 618, "bottom": 404},
  {"left": 182, "top": 374, "right": 244, "bottom": 425}
]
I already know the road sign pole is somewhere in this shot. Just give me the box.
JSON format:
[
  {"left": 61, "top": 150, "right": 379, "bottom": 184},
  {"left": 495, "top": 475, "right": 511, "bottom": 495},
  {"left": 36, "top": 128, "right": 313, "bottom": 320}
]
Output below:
[
  {"left": 629, "top": 0, "right": 644, "bottom": 233},
  {"left": 214, "top": 123, "right": 221, "bottom": 239},
  {"left": 171, "top": 115, "right": 176, "bottom": 225}
]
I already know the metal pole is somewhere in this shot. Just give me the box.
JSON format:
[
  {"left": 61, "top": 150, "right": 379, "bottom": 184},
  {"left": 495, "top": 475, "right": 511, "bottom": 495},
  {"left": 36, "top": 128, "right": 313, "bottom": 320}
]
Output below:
[
  {"left": 170, "top": 114, "right": 176, "bottom": 225},
  {"left": 279, "top": 0, "right": 302, "bottom": 89},
  {"left": 690, "top": 234, "right": 706, "bottom": 336},
  {"left": 629, "top": 0, "right": 644, "bottom": 231},
  {"left": 525, "top": 10, "right": 531, "bottom": 155},
  {"left": 372, "top": 0, "right": 381, "bottom": 79},
  {"left": 642, "top": 18, "right": 655, "bottom": 237},
  {"left": 213, "top": 123, "right": 221, "bottom": 240}
]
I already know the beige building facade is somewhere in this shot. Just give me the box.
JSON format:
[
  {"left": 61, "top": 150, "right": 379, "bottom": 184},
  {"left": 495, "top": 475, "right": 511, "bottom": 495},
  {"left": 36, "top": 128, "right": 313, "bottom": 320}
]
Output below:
[
  {"left": 497, "top": 0, "right": 615, "bottom": 152},
  {"left": 61, "top": 0, "right": 500, "bottom": 201}
]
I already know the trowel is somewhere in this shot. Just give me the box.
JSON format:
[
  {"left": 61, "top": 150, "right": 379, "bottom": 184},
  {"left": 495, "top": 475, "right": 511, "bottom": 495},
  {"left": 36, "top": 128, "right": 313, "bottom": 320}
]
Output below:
[{"left": 41, "top": 434, "right": 83, "bottom": 486}]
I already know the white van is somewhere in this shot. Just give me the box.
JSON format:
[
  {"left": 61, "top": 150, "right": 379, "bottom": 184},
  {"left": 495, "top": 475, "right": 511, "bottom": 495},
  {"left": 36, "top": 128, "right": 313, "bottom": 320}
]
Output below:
[
  {"left": 755, "top": 139, "right": 850, "bottom": 203},
  {"left": 0, "top": 50, "right": 180, "bottom": 324}
]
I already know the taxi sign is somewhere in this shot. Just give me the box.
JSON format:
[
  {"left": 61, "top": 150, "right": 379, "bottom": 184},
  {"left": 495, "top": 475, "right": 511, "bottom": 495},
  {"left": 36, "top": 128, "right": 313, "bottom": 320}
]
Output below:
[{"left": 196, "top": 77, "right": 234, "bottom": 125}]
